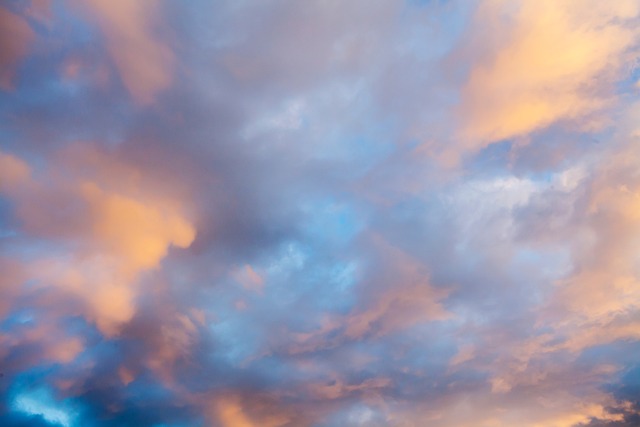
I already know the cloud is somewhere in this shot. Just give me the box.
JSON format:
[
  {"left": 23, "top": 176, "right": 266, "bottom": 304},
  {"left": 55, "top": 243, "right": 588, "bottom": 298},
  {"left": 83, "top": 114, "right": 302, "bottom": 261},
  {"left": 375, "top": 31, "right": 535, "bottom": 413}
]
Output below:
[
  {"left": 456, "top": 0, "right": 639, "bottom": 147},
  {"left": 0, "top": 6, "right": 35, "bottom": 90},
  {"left": 214, "top": 396, "right": 258, "bottom": 427},
  {"left": 0, "top": 153, "right": 30, "bottom": 190},
  {"left": 0, "top": 146, "right": 195, "bottom": 335},
  {"left": 2, "top": 1, "right": 640, "bottom": 426},
  {"left": 76, "top": 0, "right": 174, "bottom": 104}
]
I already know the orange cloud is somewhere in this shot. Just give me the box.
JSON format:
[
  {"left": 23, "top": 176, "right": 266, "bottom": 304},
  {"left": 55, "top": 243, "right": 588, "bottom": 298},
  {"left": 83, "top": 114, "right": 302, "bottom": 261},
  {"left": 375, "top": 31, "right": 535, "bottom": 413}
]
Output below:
[
  {"left": 556, "top": 135, "right": 639, "bottom": 300},
  {"left": 77, "top": 0, "right": 174, "bottom": 105},
  {"left": 0, "top": 6, "right": 35, "bottom": 90},
  {"left": 0, "top": 319, "right": 84, "bottom": 366},
  {"left": 0, "top": 148, "right": 196, "bottom": 336},
  {"left": 0, "top": 152, "right": 31, "bottom": 190},
  {"left": 208, "top": 395, "right": 292, "bottom": 427},
  {"left": 539, "top": 143, "right": 640, "bottom": 353},
  {"left": 82, "top": 182, "right": 195, "bottom": 270},
  {"left": 216, "top": 397, "right": 256, "bottom": 427},
  {"left": 389, "top": 384, "right": 623, "bottom": 427},
  {"left": 456, "top": 0, "right": 639, "bottom": 148},
  {"left": 47, "top": 337, "right": 84, "bottom": 364}
]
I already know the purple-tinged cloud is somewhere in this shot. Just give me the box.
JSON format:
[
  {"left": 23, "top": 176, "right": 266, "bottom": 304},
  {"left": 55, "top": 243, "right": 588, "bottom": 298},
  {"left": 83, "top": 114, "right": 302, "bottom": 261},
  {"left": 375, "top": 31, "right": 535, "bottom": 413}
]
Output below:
[{"left": 1, "top": 1, "right": 640, "bottom": 426}]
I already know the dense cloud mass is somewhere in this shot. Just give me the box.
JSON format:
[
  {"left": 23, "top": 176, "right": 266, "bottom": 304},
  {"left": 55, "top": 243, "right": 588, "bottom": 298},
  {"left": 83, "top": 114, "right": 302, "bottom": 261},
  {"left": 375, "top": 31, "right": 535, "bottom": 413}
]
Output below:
[{"left": 1, "top": 1, "right": 640, "bottom": 426}]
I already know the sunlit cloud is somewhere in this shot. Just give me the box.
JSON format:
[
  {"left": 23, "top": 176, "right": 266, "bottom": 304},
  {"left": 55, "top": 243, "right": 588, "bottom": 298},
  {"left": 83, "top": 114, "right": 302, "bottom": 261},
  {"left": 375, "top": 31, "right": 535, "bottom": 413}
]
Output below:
[{"left": 456, "top": 0, "right": 639, "bottom": 149}]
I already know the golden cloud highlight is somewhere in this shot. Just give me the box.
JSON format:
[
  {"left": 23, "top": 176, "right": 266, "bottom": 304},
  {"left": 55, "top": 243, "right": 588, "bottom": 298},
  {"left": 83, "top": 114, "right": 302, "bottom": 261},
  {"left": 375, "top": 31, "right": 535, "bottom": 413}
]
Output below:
[
  {"left": 0, "top": 148, "right": 195, "bottom": 336},
  {"left": 457, "top": 0, "right": 639, "bottom": 146}
]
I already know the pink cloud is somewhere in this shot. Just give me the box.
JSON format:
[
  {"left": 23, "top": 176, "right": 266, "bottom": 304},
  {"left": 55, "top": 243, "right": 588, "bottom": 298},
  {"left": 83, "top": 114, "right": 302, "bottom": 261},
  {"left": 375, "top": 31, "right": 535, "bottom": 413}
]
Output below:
[
  {"left": 77, "top": 0, "right": 175, "bottom": 105},
  {"left": 0, "top": 6, "right": 35, "bottom": 90},
  {"left": 0, "top": 146, "right": 196, "bottom": 336}
]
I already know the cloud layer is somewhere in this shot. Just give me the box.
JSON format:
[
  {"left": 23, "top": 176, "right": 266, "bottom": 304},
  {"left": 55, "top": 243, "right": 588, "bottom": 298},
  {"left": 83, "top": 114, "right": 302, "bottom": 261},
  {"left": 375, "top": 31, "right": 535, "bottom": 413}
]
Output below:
[{"left": 1, "top": 1, "right": 640, "bottom": 426}]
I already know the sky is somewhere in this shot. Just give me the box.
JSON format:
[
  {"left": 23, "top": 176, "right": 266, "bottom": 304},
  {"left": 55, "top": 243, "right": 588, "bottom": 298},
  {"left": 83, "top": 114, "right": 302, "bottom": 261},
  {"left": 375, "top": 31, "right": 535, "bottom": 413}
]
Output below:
[{"left": 1, "top": 0, "right": 640, "bottom": 426}]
